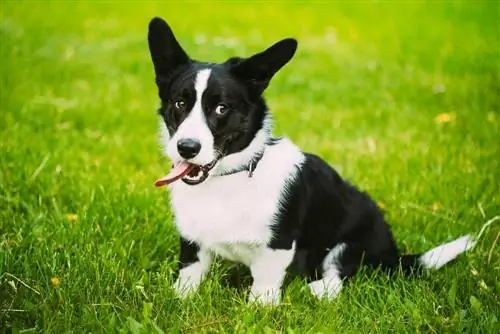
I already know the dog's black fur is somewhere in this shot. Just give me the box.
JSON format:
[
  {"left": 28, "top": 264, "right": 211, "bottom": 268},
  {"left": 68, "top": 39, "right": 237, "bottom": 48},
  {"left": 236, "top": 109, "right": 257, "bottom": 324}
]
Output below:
[{"left": 147, "top": 17, "right": 473, "bottom": 303}]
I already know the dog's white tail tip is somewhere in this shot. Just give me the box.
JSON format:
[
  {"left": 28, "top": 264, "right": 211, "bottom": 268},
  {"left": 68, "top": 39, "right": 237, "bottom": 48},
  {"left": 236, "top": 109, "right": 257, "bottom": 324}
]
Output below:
[{"left": 419, "top": 234, "right": 475, "bottom": 270}]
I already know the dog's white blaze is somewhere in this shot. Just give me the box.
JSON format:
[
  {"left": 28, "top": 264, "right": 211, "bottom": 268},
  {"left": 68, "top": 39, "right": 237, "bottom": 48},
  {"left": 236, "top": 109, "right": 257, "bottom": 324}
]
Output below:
[
  {"left": 419, "top": 235, "right": 475, "bottom": 269},
  {"left": 307, "top": 243, "right": 346, "bottom": 300},
  {"left": 166, "top": 69, "right": 215, "bottom": 165},
  {"left": 194, "top": 68, "right": 212, "bottom": 97}
]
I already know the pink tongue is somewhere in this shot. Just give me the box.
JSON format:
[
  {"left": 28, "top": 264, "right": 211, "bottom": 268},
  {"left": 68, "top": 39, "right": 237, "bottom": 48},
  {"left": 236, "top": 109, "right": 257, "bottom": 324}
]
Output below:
[{"left": 154, "top": 162, "right": 195, "bottom": 187}]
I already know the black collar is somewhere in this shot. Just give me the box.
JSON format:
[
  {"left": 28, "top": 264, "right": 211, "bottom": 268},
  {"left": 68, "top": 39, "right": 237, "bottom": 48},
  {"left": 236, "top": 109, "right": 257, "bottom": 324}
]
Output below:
[
  {"left": 215, "top": 137, "right": 282, "bottom": 178},
  {"left": 218, "top": 149, "right": 265, "bottom": 178}
]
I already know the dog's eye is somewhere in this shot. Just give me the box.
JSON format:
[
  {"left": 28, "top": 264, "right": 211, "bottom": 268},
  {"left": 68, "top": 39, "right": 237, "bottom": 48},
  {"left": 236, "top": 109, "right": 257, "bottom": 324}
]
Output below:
[
  {"left": 173, "top": 100, "right": 185, "bottom": 110},
  {"left": 215, "top": 104, "right": 229, "bottom": 116}
]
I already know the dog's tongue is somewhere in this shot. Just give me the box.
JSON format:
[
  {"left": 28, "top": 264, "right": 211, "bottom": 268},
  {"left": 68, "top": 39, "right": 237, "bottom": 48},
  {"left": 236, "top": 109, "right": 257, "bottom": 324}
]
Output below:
[{"left": 154, "top": 162, "right": 195, "bottom": 187}]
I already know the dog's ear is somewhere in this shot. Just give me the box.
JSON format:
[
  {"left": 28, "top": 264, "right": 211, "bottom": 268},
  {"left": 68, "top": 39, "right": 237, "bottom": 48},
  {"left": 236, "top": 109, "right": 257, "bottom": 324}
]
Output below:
[
  {"left": 230, "top": 38, "right": 297, "bottom": 95},
  {"left": 148, "top": 17, "right": 190, "bottom": 84}
]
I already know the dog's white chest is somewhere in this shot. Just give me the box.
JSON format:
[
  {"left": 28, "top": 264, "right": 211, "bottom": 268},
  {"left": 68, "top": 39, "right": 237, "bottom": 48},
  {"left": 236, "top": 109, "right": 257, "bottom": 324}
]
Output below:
[
  {"left": 171, "top": 173, "right": 277, "bottom": 245},
  {"left": 168, "top": 139, "right": 304, "bottom": 260}
]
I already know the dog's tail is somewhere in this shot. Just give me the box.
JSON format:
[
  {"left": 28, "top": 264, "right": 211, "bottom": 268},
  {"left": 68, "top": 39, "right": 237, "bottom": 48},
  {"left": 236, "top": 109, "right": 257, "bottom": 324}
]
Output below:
[{"left": 397, "top": 235, "right": 475, "bottom": 273}]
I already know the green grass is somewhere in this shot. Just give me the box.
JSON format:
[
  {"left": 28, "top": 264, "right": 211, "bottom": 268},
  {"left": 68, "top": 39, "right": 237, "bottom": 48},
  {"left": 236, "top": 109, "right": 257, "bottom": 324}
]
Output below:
[{"left": 1, "top": 1, "right": 499, "bottom": 332}]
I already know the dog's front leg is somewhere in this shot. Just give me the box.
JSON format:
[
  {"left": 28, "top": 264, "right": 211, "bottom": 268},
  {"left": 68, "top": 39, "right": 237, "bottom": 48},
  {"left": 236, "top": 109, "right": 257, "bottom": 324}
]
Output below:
[
  {"left": 173, "top": 237, "right": 212, "bottom": 298},
  {"left": 248, "top": 247, "right": 294, "bottom": 306}
]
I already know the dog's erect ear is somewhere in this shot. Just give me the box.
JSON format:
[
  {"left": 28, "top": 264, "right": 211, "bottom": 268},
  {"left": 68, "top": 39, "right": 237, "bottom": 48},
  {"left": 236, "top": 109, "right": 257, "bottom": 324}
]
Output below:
[
  {"left": 148, "top": 17, "right": 190, "bottom": 83},
  {"left": 230, "top": 38, "right": 297, "bottom": 94}
]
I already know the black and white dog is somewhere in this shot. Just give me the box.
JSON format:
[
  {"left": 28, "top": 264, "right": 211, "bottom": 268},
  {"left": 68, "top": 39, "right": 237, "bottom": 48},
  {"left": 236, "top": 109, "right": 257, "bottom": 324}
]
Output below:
[{"left": 147, "top": 17, "right": 475, "bottom": 305}]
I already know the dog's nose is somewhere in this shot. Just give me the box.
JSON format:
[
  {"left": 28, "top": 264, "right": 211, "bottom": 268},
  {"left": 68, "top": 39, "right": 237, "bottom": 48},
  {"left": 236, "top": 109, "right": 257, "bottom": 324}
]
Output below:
[{"left": 177, "top": 138, "right": 201, "bottom": 159}]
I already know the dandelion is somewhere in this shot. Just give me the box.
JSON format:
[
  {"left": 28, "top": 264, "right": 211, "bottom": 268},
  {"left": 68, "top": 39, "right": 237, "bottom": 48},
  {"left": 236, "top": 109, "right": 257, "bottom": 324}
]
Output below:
[
  {"left": 65, "top": 213, "right": 78, "bottom": 222},
  {"left": 51, "top": 277, "right": 61, "bottom": 287},
  {"left": 434, "top": 112, "right": 455, "bottom": 124}
]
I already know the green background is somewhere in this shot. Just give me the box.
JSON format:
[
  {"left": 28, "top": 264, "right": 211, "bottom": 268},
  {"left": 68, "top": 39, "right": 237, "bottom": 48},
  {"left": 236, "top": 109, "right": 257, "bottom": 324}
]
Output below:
[{"left": 1, "top": 1, "right": 499, "bottom": 332}]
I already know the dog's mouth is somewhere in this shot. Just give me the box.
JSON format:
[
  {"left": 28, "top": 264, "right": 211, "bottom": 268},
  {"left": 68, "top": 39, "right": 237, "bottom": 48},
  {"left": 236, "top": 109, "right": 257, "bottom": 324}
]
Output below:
[{"left": 154, "top": 160, "right": 217, "bottom": 187}]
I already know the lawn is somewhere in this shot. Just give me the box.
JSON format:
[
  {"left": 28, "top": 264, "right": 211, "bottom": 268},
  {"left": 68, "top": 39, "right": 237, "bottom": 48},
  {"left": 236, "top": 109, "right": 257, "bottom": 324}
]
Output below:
[{"left": 1, "top": 1, "right": 499, "bottom": 333}]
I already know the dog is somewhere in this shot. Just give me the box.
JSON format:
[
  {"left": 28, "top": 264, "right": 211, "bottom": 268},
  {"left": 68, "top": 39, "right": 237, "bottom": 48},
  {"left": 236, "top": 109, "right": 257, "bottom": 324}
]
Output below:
[{"left": 147, "top": 17, "right": 475, "bottom": 305}]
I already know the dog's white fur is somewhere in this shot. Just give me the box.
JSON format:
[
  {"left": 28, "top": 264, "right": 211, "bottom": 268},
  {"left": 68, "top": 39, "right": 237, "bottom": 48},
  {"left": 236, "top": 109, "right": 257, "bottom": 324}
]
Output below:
[
  {"left": 166, "top": 69, "right": 216, "bottom": 166},
  {"left": 173, "top": 249, "right": 212, "bottom": 298},
  {"left": 307, "top": 243, "right": 346, "bottom": 299},
  {"left": 159, "top": 69, "right": 475, "bottom": 305},
  {"left": 419, "top": 235, "right": 475, "bottom": 269},
  {"left": 168, "top": 137, "right": 304, "bottom": 304},
  {"left": 161, "top": 69, "right": 305, "bottom": 304}
]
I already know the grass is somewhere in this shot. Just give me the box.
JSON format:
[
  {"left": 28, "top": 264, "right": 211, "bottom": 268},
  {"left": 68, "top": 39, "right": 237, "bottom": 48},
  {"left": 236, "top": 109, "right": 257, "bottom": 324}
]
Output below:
[{"left": 1, "top": 1, "right": 499, "bottom": 332}]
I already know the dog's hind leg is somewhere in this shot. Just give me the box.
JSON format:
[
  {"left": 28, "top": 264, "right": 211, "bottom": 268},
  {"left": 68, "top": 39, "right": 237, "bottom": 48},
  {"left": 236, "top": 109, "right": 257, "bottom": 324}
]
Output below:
[
  {"left": 307, "top": 269, "right": 343, "bottom": 300},
  {"left": 307, "top": 243, "right": 346, "bottom": 300}
]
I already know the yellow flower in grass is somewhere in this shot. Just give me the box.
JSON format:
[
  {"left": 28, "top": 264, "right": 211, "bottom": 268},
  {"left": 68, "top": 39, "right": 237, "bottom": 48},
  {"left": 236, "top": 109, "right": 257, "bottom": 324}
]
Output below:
[
  {"left": 51, "top": 277, "right": 61, "bottom": 288},
  {"left": 65, "top": 213, "right": 78, "bottom": 223},
  {"left": 434, "top": 112, "right": 455, "bottom": 124}
]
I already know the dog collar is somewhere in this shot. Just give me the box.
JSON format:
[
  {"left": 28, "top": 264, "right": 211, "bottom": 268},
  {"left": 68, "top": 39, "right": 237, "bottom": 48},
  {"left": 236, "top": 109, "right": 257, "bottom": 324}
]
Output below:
[
  {"left": 218, "top": 149, "right": 264, "bottom": 178},
  {"left": 215, "top": 137, "right": 282, "bottom": 178}
]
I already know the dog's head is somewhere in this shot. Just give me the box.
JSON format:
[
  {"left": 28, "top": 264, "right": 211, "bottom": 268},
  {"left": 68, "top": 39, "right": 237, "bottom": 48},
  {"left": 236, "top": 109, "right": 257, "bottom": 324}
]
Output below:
[{"left": 148, "top": 17, "right": 297, "bottom": 186}]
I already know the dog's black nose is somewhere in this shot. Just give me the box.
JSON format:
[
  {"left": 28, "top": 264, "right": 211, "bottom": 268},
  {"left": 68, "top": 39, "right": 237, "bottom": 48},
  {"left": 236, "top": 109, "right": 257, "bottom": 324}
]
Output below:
[{"left": 177, "top": 138, "right": 201, "bottom": 159}]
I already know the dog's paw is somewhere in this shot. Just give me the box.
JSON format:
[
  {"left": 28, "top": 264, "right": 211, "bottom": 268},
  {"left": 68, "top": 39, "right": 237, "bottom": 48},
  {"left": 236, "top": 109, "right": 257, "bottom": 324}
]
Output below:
[
  {"left": 248, "top": 286, "right": 280, "bottom": 306},
  {"left": 173, "top": 277, "right": 200, "bottom": 299},
  {"left": 307, "top": 278, "right": 342, "bottom": 300}
]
